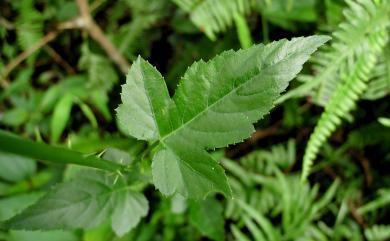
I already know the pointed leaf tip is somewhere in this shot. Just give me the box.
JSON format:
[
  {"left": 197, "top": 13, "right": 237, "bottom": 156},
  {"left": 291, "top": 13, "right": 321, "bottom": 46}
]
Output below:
[{"left": 117, "top": 36, "right": 327, "bottom": 199}]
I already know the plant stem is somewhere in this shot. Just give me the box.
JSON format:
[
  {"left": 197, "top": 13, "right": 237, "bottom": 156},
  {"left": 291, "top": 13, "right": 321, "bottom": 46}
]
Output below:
[
  {"left": 75, "top": 0, "right": 130, "bottom": 73},
  {"left": 0, "top": 130, "right": 125, "bottom": 173},
  {"left": 1, "top": 0, "right": 130, "bottom": 84},
  {"left": 1, "top": 31, "right": 59, "bottom": 83}
]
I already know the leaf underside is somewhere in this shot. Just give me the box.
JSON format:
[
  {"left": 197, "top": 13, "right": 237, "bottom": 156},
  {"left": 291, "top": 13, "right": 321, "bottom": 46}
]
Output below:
[
  {"left": 117, "top": 35, "right": 330, "bottom": 199},
  {"left": 5, "top": 170, "right": 148, "bottom": 237}
]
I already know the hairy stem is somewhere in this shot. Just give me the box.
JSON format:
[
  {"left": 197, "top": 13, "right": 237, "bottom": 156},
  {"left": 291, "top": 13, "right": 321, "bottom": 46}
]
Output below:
[{"left": 0, "top": 130, "right": 125, "bottom": 173}]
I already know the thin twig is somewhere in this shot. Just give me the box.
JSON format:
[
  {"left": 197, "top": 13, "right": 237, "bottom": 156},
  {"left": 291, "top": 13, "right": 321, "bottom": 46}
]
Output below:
[
  {"left": 352, "top": 151, "right": 373, "bottom": 187},
  {"left": 76, "top": 0, "right": 91, "bottom": 19},
  {"left": 1, "top": 18, "right": 80, "bottom": 83},
  {"left": 323, "top": 166, "right": 339, "bottom": 180},
  {"left": 75, "top": 0, "right": 130, "bottom": 73},
  {"left": 90, "top": 0, "right": 105, "bottom": 12},
  {"left": 43, "top": 46, "right": 76, "bottom": 74},
  {"left": 1, "top": 0, "right": 130, "bottom": 84},
  {"left": 1, "top": 31, "right": 59, "bottom": 82},
  {"left": 57, "top": 17, "right": 85, "bottom": 30},
  {"left": 0, "top": 17, "right": 15, "bottom": 30},
  {"left": 348, "top": 199, "right": 367, "bottom": 228},
  {"left": 0, "top": 78, "right": 10, "bottom": 88}
]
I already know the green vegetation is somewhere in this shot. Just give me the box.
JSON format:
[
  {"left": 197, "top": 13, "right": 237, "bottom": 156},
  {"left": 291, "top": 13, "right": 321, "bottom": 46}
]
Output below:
[{"left": 0, "top": 0, "right": 389, "bottom": 240}]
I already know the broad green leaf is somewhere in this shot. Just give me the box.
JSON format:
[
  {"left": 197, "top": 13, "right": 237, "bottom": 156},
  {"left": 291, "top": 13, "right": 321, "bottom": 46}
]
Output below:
[
  {"left": 116, "top": 57, "right": 172, "bottom": 141},
  {"left": 0, "top": 151, "right": 36, "bottom": 182},
  {"left": 5, "top": 171, "right": 114, "bottom": 230},
  {"left": 51, "top": 93, "right": 74, "bottom": 143},
  {"left": 5, "top": 170, "right": 148, "bottom": 236},
  {"left": 0, "top": 108, "right": 29, "bottom": 127},
  {"left": 7, "top": 230, "right": 78, "bottom": 241},
  {"left": 111, "top": 190, "right": 148, "bottom": 236},
  {"left": 189, "top": 197, "right": 225, "bottom": 241},
  {"left": 152, "top": 141, "right": 230, "bottom": 198},
  {"left": 0, "top": 192, "right": 43, "bottom": 221},
  {"left": 117, "top": 36, "right": 329, "bottom": 199},
  {"left": 171, "top": 193, "right": 187, "bottom": 214}
]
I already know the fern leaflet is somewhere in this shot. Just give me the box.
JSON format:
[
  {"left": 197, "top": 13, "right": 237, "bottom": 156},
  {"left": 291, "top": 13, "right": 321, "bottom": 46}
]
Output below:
[
  {"left": 172, "top": 0, "right": 252, "bottom": 40},
  {"left": 301, "top": 27, "right": 389, "bottom": 181},
  {"left": 278, "top": 0, "right": 390, "bottom": 105}
]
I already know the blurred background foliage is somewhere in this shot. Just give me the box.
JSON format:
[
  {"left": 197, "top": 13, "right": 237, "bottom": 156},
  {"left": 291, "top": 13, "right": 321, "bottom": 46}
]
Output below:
[{"left": 0, "top": 0, "right": 389, "bottom": 240}]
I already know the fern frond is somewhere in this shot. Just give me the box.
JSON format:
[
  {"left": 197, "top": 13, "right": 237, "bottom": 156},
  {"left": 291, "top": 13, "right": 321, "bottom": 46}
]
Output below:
[
  {"left": 357, "top": 188, "right": 390, "bottom": 215},
  {"left": 241, "top": 139, "right": 296, "bottom": 174},
  {"left": 363, "top": 47, "right": 390, "bottom": 100},
  {"left": 227, "top": 170, "right": 339, "bottom": 240},
  {"left": 278, "top": 0, "right": 390, "bottom": 104},
  {"left": 236, "top": 199, "right": 280, "bottom": 241},
  {"left": 314, "top": 0, "right": 390, "bottom": 105},
  {"left": 78, "top": 44, "right": 118, "bottom": 92},
  {"left": 301, "top": 28, "right": 389, "bottom": 181},
  {"left": 12, "top": 0, "right": 44, "bottom": 63},
  {"left": 114, "top": 0, "right": 170, "bottom": 58},
  {"left": 224, "top": 140, "right": 296, "bottom": 220},
  {"left": 172, "top": 0, "right": 252, "bottom": 40},
  {"left": 223, "top": 141, "right": 341, "bottom": 240},
  {"left": 365, "top": 225, "right": 390, "bottom": 241}
]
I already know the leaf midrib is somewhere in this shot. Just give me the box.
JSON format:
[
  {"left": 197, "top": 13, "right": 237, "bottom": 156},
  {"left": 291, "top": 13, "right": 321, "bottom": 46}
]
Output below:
[
  {"left": 140, "top": 68, "right": 161, "bottom": 139},
  {"left": 160, "top": 66, "right": 262, "bottom": 144},
  {"left": 160, "top": 141, "right": 219, "bottom": 196}
]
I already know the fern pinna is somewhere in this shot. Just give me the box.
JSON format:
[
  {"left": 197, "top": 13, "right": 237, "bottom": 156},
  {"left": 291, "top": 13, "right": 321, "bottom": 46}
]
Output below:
[
  {"left": 172, "top": 0, "right": 252, "bottom": 40},
  {"left": 301, "top": 0, "right": 390, "bottom": 181},
  {"left": 279, "top": 0, "right": 390, "bottom": 105},
  {"left": 223, "top": 144, "right": 340, "bottom": 241}
]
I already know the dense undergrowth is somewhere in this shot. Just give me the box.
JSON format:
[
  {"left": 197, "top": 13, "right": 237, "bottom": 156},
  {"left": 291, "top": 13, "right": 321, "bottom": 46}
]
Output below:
[{"left": 0, "top": 0, "right": 389, "bottom": 241}]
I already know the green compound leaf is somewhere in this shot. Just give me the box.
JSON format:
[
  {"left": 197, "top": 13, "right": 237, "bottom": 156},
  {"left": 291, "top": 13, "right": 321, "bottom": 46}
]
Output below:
[
  {"left": 152, "top": 143, "right": 229, "bottom": 198},
  {"left": 5, "top": 170, "right": 148, "bottom": 237},
  {"left": 189, "top": 197, "right": 225, "bottom": 241},
  {"left": 116, "top": 58, "right": 172, "bottom": 141},
  {"left": 0, "top": 151, "right": 36, "bottom": 182},
  {"left": 117, "top": 36, "right": 330, "bottom": 199},
  {"left": 111, "top": 189, "right": 149, "bottom": 236}
]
